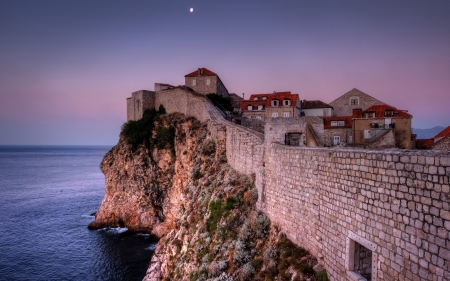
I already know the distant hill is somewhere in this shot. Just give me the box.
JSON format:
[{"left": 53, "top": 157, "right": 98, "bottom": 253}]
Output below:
[{"left": 413, "top": 126, "right": 446, "bottom": 139}]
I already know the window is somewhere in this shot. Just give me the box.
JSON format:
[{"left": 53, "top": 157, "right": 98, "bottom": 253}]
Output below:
[
  {"left": 272, "top": 100, "right": 279, "bottom": 106},
  {"left": 283, "top": 99, "right": 291, "bottom": 106},
  {"left": 254, "top": 97, "right": 259, "bottom": 101},
  {"left": 323, "top": 109, "right": 328, "bottom": 116},
  {"left": 283, "top": 112, "right": 290, "bottom": 118},
  {"left": 258, "top": 105, "right": 263, "bottom": 110},
  {"left": 262, "top": 97, "right": 267, "bottom": 100},
  {"left": 364, "top": 130, "right": 371, "bottom": 139},
  {"left": 192, "top": 79, "right": 196, "bottom": 86},
  {"left": 348, "top": 135, "right": 353, "bottom": 144},
  {"left": 206, "top": 78, "right": 210, "bottom": 85},
  {"left": 334, "top": 136, "right": 340, "bottom": 145},
  {"left": 285, "top": 133, "right": 301, "bottom": 146},
  {"left": 345, "top": 231, "right": 378, "bottom": 281},
  {"left": 350, "top": 97, "right": 359, "bottom": 105},
  {"left": 331, "top": 121, "right": 338, "bottom": 126},
  {"left": 256, "top": 116, "right": 262, "bottom": 120},
  {"left": 338, "top": 121, "right": 345, "bottom": 126},
  {"left": 364, "top": 112, "right": 375, "bottom": 118},
  {"left": 385, "top": 110, "right": 393, "bottom": 117},
  {"left": 247, "top": 105, "right": 253, "bottom": 110},
  {"left": 272, "top": 112, "right": 278, "bottom": 117}
]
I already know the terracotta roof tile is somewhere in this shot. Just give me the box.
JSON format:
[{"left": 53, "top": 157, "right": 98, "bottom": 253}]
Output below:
[
  {"left": 363, "top": 105, "right": 412, "bottom": 118},
  {"left": 416, "top": 139, "right": 434, "bottom": 149},
  {"left": 185, "top": 68, "right": 217, "bottom": 77},
  {"left": 323, "top": 116, "right": 353, "bottom": 129},
  {"left": 301, "top": 100, "right": 333, "bottom": 109},
  {"left": 433, "top": 126, "right": 450, "bottom": 139},
  {"left": 240, "top": 91, "right": 299, "bottom": 111}
]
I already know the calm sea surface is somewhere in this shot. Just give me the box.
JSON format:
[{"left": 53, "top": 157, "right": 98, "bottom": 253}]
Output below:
[{"left": 0, "top": 146, "right": 157, "bottom": 281}]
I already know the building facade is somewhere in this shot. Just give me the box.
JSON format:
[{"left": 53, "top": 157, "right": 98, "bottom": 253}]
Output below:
[
  {"left": 240, "top": 91, "right": 301, "bottom": 121},
  {"left": 300, "top": 100, "right": 333, "bottom": 117},
  {"left": 184, "top": 68, "right": 229, "bottom": 97},
  {"left": 329, "top": 88, "right": 386, "bottom": 116}
]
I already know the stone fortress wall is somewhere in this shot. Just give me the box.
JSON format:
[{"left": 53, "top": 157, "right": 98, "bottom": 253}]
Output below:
[
  {"left": 129, "top": 89, "right": 450, "bottom": 280},
  {"left": 206, "top": 101, "right": 450, "bottom": 281}
]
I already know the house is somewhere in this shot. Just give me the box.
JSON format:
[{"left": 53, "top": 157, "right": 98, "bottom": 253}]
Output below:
[
  {"left": 184, "top": 68, "right": 229, "bottom": 97},
  {"left": 329, "top": 88, "right": 386, "bottom": 116},
  {"left": 300, "top": 100, "right": 333, "bottom": 117},
  {"left": 352, "top": 105, "right": 413, "bottom": 149},
  {"left": 416, "top": 126, "right": 450, "bottom": 150},
  {"left": 240, "top": 91, "right": 301, "bottom": 121},
  {"left": 322, "top": 116, "right": 353, "bottom": 146}
]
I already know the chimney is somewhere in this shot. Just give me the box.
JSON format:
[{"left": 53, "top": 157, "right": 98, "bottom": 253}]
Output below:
[
  {"left": 352, "top": 108, "right": 363, "bottom": 118},
  {"left": 242, "top": 93, "right": 245, "bottom": 99},
  {"left": 198, "top": 68, "right": 201, "bottom": 75}
]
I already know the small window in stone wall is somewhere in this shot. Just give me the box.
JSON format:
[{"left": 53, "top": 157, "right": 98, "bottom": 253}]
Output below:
[
  {"left": 331, "top": 121, "right": 338, "bottom": 126},
  {"left": 206, "top": 78, "right": 210, "bottom": 85},
  {"left": 258, "top": 105, "right": 263, "bottom": 110},
  {"left": 350, "top": 97, "right": 359, "bottom": 105},
  {"left": 272, "top": 100, "right": 279, "bottom": 106},
  {"left": 256, "top": 116, "right": 261, "bottom": 120},
  {"left": 346, "top": 231, "right": 378, "bottom": 281},
  {"left": 192, "top": 79, "right": 196, "bottom": 86},
  {"left": 283, "top": 112, "right": 290, "bottom": 117},
  {"left": 283, "top": 99, "right": 291, "bottom": 106},
  {"left": 272, "top": 112, "right": 278, "bottom": 117},
  {"left": 338, "top": 121, "right": 345, "bottom": 126},
  {"left": 247, "top": 105, "right": 253, "bottom": 110}
]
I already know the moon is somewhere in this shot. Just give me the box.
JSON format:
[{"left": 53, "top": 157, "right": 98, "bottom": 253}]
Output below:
[{"left": 190, "top": 8, "right": 193, "bottom": 12}]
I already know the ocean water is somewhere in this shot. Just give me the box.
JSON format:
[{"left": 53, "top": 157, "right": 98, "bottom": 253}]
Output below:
[{"left": 0, "top": 146, "right": 157, "bottom": 281}]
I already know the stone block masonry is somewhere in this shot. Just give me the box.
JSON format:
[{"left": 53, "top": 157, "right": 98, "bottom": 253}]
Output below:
[
  {"left": 139, "top": 89, "right": 450, "bottom": 280},
  {"left": 264, "top": 146, "right": 450, "bottom": 281}
]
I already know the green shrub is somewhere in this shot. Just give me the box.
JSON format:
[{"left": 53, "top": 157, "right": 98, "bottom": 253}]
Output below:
[
  {"left": 155, "top": 126, "right": 176, "bottom": 153},
  {"left": 315, "top": 270, "right": 329, "bottom": 281},
  {"left": 121, "top": 107, "right": 161, "bottom": 150}
]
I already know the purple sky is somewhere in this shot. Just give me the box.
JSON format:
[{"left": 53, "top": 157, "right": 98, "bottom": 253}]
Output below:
[{"left": 1, "top": 0, "right": 449, "bottom": 145}]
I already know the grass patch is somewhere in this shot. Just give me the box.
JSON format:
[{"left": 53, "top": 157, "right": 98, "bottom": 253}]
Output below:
[{"left": 206, "top": 199, "right": 224, "bottom": 233}]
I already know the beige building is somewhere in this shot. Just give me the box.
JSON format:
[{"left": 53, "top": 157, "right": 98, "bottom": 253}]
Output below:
[
  {"left": 329, "top": 88, "right": 386, "bottom": 116},
  {"left": 352, "top": 105, "right": 413, "bottom": 149},
  {"left": 126, "top": 90, "right": 155, "bottom": 121},
  {"left": 240, "top": 91, "right": 301, "bottom": 121},
  {"left": 184, "top": 68, "right": 229, "bottom": 97}
]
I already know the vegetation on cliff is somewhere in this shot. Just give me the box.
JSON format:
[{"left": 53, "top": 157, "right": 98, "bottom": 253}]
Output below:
[
  {"left": 101, "top": 109, "right": 328, "bottom": 281},
  {"left": 121, "top": 106, "right": 175, "bottom": 152}
]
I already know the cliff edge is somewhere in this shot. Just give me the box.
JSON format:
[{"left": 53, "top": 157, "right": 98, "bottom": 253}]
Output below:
[{"left": 89, "top": 110, "right": 326, "bottom": 281}]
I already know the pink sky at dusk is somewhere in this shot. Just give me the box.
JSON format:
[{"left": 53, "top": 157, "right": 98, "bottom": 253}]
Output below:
[{"left": 0, "top": 0, "right": 449, "bottom": 145}]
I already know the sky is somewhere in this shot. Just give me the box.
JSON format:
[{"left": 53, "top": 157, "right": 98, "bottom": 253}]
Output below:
[{"left": 0, "top": 0, "right": 449, "bottom": 145}]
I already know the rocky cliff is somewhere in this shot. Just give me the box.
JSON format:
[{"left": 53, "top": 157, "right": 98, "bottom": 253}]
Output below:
[{"left": 89, "top": 110, "right": 326, "bottom": 281}]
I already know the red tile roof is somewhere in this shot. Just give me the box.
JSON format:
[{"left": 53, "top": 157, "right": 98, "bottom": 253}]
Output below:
[
  {"left": 185, "top": 68, "right": 217, "bottom": 77},
  {"left": 323, "top": 116, "right": 353, "bottom": 129},
  {"left": 416, "top": 139, "right": 434, "bottom": 149},
  {"left": 363, "top": 105, "right": 412, "bottom": 118},
  {"left": 301, "top": 100, "right": 333, "bottom": 109},
  {"left": 240, "top": 91, "right": 299, "bottom": 111},
  {"left": 433, "top": 126, "right": 450, "bottom": 139}
]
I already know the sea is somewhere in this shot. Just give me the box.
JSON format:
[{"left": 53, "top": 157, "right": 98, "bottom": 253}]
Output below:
[{"left": 0, "top": 146, "right": 157, "bottom": 281}]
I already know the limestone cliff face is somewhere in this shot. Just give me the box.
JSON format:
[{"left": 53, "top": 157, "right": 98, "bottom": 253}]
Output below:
[
  {"left": 89, "top": 112, "right": 322, "bottom": 281},
  {"left": 88, "top": 113, "right": 216, "bottom": 237}
]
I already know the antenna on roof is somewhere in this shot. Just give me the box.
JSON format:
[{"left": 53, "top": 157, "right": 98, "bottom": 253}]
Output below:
[{"left": 273, "top": 91, "right": 276, "bottom": 94}]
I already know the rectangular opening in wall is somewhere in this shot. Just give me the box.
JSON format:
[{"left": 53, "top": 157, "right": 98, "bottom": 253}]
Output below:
[
  {"left": 346, "top": 231, "right": 378, "bottom": 281},
  {"left": 353, "top": 242, "right": 372, "bottom": 280}
]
